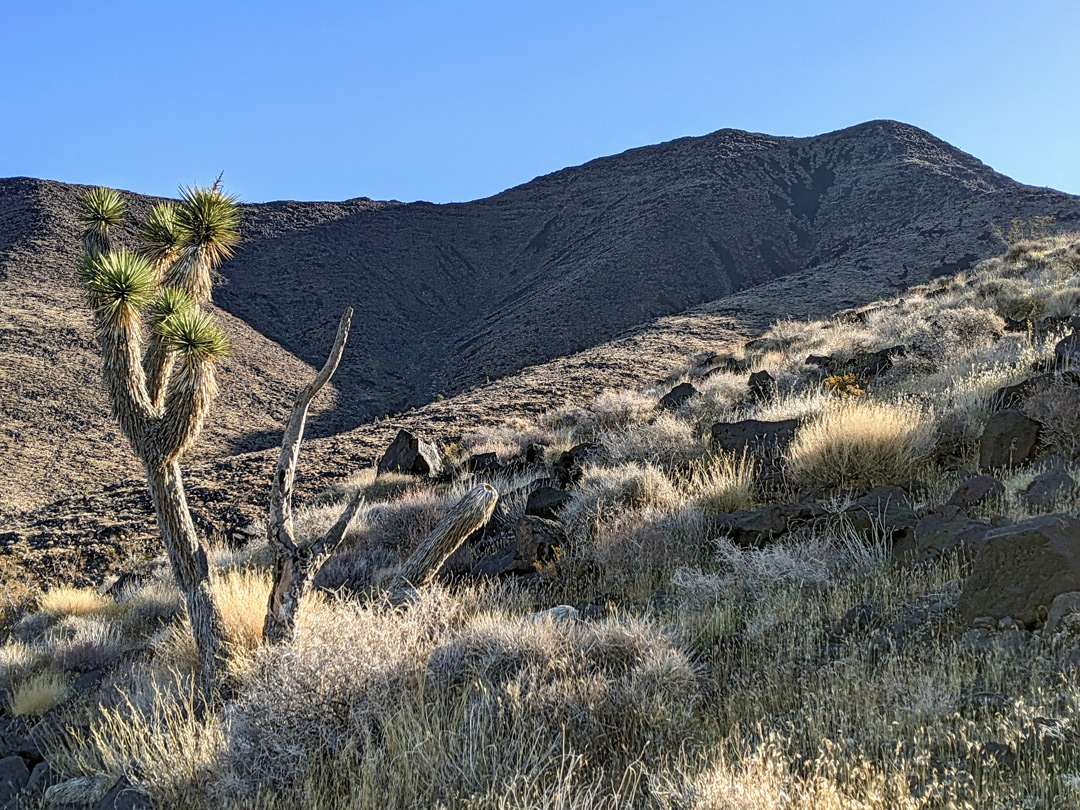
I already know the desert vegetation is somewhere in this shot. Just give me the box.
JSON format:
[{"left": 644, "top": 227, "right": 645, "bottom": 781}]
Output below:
[{"left": 3, "top": 227, "right": 1080, "bottom": 808}]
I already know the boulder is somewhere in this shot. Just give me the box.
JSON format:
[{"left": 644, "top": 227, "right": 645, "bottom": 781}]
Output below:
[
  {"left": 957, "top": 513, "right": 1080, "bottom": 625},
  {"left": 1024, "top": 467, "right": 1076, "bottom": 510},
  {"left": 1045, "top": 592, "right": 1080, "bottom": 634},
  {"left": 657, "top": 382, "right": 696, "bottom": 410},
  {"left": 377, "top": 429, "right": 443, "bottom": 477},
  {"left": 1054, "top": 332, "right": 1080, "bottom": 365},
  {"left": 747, "top": 370, "right": 776, "bottom": 402},
  {"left": 524, "top": 486, "right": 571, "bottom": 520},
  {"left": 463, "top": 452, "right": 503, "bottom": 474},
  {"left": 991, "top": 371, "right": 1080, "bottom": 411},
  {"left": 842, "top": 486, "right": 918, "bottom": 539},
  {"left": 552, "top": 442, "right": 594, "bottom": 487},
  {"left": 92, "top": 776, "right": 152, "bottom": 810},
  {"left": 979, "top": 409, "right": 1041, "bottom": 470},
  {"left": 896, "top": 506, "right": 993, "bottom": 562},
  {"left": 853, "top": 345, "right": 906, "bottom": 378},
  {"left": 471, "top": 545, "right": 528, "bottom": 577},
  {"left": 947, "top": 474, "right": 1005, "bottom": 509},
  {"left": 710, "top": 418, "right": 801, "bottom": 456},
  {"left": 514, "top": 516, "right": 567, "bottom": 567},
  {"left": 0, "top": 755, "right": 29, "bottom": 808},
  {"left": 712, "top": 503, "right": 821, "bottom": 547}
]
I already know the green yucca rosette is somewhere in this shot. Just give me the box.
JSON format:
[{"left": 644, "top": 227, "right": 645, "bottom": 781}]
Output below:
[
  {"left": 175, "top": 184, "right": 241, "bottom": 268},
  {"left": 156, "top": 309, "right": 231, "bottom": 361},
  {"left": 146, "top": 287, "right": 195, "bottom": 330},
  {"left": 83, "top": 250, "right": 155, "bottom": 329},
  {"left": 78, "top": 187, "right": 127, "bottom": 254},
  {"left": 140, "top": 202, "right": 182, "bottom": 266}
]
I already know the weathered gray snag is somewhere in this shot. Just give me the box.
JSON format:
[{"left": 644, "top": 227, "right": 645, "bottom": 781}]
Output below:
[
  {"left": 263, "top": 308, "right": 357, "bottom": 644},
  {"left": 390, "top": 483, "right": 499, "bottom": 604}
]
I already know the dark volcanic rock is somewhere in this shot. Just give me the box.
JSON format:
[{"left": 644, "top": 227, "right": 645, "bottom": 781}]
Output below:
[
  {"left": 0, "top": 755, "right": 29, "bottom": 808},
  {"left": 957, "top": 514, "right": 1080, "bottom": 625},
  {"left": 377, "top": 429, "right": 444, "bottom": 477},
  {"left": 657, "top": 382, "right": 697, "bottom": 410},
  {"left": 979, "top": 409, "right": 1041, "bottom": 470},
  {"left": 947, "top": 474, "right": 1005, "bottom": 509},
  {"left": 713, "top": 503, "right": 822, "bottom": 546},
  {"left": 1024, "top": 467, "right": 1076, "bottom": 509},
  {"left": 525, "top": 486, "right": 572, "bottom": 520},
  {"left": 842, "top": 486, "right": 917, "bottom": 538},
  {"left": 710, "top": 418, "right": 801, "bottom": 456},
  {"left": 747, "top": 370, "right": 776, "bottom": 402},
  {"left": 1054, "top": 332, "right": 1080, "bottom": 365},
  {"left": 897, "top": 506, "right": 993, "bottom": 562}
]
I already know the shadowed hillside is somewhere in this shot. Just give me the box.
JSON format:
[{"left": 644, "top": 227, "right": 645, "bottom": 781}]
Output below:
[{"left": 2, "top": 120, "right": 1080, "bottom": 513}]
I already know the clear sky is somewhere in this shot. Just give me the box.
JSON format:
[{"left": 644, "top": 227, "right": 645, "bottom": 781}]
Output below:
[{"left": 2, "top": 0, "right": 1078, "bottom": 203}]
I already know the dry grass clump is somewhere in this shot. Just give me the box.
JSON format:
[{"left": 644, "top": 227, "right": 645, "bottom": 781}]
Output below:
[
  {"left": 38, "top": 586, "right": 119, "bottom": 620},
  {"left": 118, "top": 579, "right": 185, "bottom": 633},
  {"left": 48, "top": 615, "right": 126, "bottom": 672},
  {"left": 587, "top": 505, "right": 710, "bottom": 592},
  {"left": 317, "top": 467, "right": 422, "bottom": 506},
  {"left": 598, "top": 413, "right": 704, "bottom": 469},
  {"left": 685, "top": 452, "right": 757, "bottom": 516},
  {"left": 785, "top": 399, "right": 934, "bottom": 493},
  {"left": 541, "top": 388, "right": 657, "bottom": 439},
  {"left": 213, "top": 567, "right": 273, "bottom": 673},
  {"left": 0, "top": 640, "right": 42, "bottom": 691},
  {"left": 9, "top": 669, "right": 71, "bottom": 717},
  {"left": 562, "top": 462, "right": 682, "bottom": 533}
]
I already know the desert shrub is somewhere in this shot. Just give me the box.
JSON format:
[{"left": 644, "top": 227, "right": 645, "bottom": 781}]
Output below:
[
  {"left": 49, "top": 616, "right": 126, "bottom": 672},
  {"left": 562, "top": 462, "right": 682, "bottom": 533},
  {"left": 118, "top": 579, "right": 185, "bottom": 634},
  {"left": 785, "top": 399, "right": 934, "bottom": 493},
  {"left": 362, "top": 487, "right": 445, "bottom": 557},
  {"left": 599, "top": 413, "right": 704, "bottom": 469},
  {"left": 317, "top": 468, "right": 422, "bottom": 506},
  {"left": 541, "top": 388, "right": 656, "bottom": 438},
  {"left": 9, "top": 670, "right": 71, "bottom": 717},
  {"left": 684, "top": 452, "right": 757, "bottom": 516},
  {"left": 586, "top": 505, "right": 710, "bottom": 590},
  {"left": 0, "top": 641, "right": 42, "bottom": 691}
]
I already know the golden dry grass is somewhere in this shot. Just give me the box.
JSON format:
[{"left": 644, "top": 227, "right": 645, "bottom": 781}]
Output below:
[
  {"left": 9, "top": 669, "right": 71, "bottom": 717},
  {"left": 37, "top": 586, "right": 119, "bottom": 619},
  {"left": 785, "top": 399, "right": 934, "bottom": 492}
]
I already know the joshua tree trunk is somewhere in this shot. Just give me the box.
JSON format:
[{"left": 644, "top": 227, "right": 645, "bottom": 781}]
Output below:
[
  {"left": 390, "top": 483, "right": 499, "bottom": 604},
  {"left": 146, "top": 460, "right": 227, "bottom": 691}
]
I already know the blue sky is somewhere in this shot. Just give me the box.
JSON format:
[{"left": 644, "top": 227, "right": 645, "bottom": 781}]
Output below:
[{"left": 2, "top": 1, "right": 1078, "bottom": 203}]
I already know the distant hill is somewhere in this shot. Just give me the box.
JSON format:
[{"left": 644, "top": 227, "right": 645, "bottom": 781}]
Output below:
[{"left": 2, "top": 120, "right": 1079, "bottom": 514}]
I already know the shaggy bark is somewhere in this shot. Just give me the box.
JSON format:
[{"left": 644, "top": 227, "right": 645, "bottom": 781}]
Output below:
[
  {"left": 263, "top": 308, "right": 355, "bottom": 644},
  {"left": 390, "top": 483, "right": 499, "bottom": 604},
  {"left": 146, "top": 460, "right": 227, "bottom": 692}
]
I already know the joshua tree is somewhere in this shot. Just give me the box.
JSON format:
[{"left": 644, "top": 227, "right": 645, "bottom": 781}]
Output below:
[{"left": 77, "top": 184, "right": 238, "bottom": 694}]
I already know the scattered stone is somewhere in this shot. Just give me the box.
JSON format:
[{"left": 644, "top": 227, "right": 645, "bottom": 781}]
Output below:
[
  {"left": 842, "top": 486, "right": 918, "bottom": 539},
  {"left": 514, "top": 516, "right": 567, "bottom": 568},
  {"left": 552, "top": 442, "right": 594, "bottom": 487},
  {"left": 747, "top": 370, "right": 776, "bottom": 402},
  {"left": 377, "top": 429, "right": 444, "bottom": 477},
  {"left": 92, "top": 775, "right": 152, "bottom": 810},
  {"left": 896, "top": 506, "right": 993, "bottom": 562},
  {"left": 712, "top": 503, "right": 822, "bottom": 547},
  {"left": 1054, "top": 332, "right": 1080, "bottom": 365},
  {"left": 710, "top": 418, "right": 801, "bottom": 456},
  {"left": 947, "top": 474, "right": 1004, "bottom": 509},
  {"left": 463, "top": 452, "right": 503, "bottom": 474},
  {"left": 961, "top": 626, "right": 1030, "bottom": 654},
  {"left": 979, "top": 409, "right": 1041, "bottom": 470},
  {"left": 853, "top": 345, "right": 906, "bottom": 378},
  {"left": 524, "top": 486, "right": 571, "bottom": 520},
  {"left": 656, "top": 382, "right": 696, "bottom": 410},
  {"left": 1045, "top": 591, "right": 1080, "bottom": 634},
  {"left": 1023, "top": 467, "right": 1076, "bottom": 509},
  {"left": 957, "top": 513, "right": 1080, "bottom": 625},
  {"left": 804, "top": 354, "right": 832, "bottom": 369},
  {"left": 72, "top": 669, "right": 104, "bottom": 693},
  {"left": 525, "top": 605, "right": 579, "bottom": 624},
  {"left": 24, "top": 761, "right": 51, "bottom": 795},
  {"left": 0, "top": 755, "right": 29, "bottom": 808},
  {"left": 991, "top": 371, "right": 1080, "bottom": 411}
]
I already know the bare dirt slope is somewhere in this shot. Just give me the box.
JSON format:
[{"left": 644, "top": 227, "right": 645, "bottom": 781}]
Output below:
[{"left": 2, "top": 120, "right": 1080, "bottom": 518}]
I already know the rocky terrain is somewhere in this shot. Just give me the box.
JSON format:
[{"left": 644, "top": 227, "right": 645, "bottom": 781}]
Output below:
[{"left": 3, "top": 119, "right": 1080, "bottom": 520}]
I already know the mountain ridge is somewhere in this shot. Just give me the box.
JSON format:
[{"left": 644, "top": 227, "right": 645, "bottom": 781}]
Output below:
[{"left": 2, "top": 120, "right": 1079, "bottom": 514}]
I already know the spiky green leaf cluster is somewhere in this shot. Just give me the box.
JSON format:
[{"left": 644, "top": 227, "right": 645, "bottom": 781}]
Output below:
[
  {"left": 78, "top": 187, "right": 127, "bottom": 250},
  {"left": 147, "top": 287, "right": 195, "bottom": 329},
  {"left": 140, "top": 202, "right": 182, "bottom": 266},
  {"left": 175, "top": 185, "right": 241, "bottom": 268},
  {"left": 157, "top": 309, "right": 231, "bottom": 360},
  {"left": 82, "top": 250, "right": 156, "bottom": 328}
]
